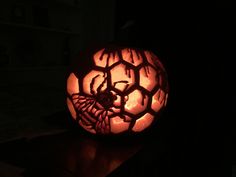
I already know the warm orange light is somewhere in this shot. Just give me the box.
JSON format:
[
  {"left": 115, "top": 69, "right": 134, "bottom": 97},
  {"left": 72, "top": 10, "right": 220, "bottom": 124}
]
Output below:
[
  {"left": 139, "top": 66, "right": 157, "bottom": 92},
  {"left": 124, "top": 89, "right": 148, "bottom": 115},
  {"left": 132, "top": 113, "right": 154, "bottom": 132},
  {"left": 110, "top": 63, "right": 135, "bottom": 91},
  {"left": 93, "top": 48, "right": 120, "bottom": 67},
  {"left": 83, "top": 70, "right": 107, "bottom": 95},
  {"left": 66, "top": 47, "right": 168, "bottom": 135},
  {"left": 122, "top": 48, "right": 143, "bottom": 66},
  {"left": 67, "top": 73, "right": 79, "bottom": 120},
  {"left": 110, "top": 116, "right": 130, "bottom": 134},
  {"left": 151, "top": 89, "right": 168, "bottom": 112},
  {"left": 67, "top": 73, "right": 79, "bottom": 95}
]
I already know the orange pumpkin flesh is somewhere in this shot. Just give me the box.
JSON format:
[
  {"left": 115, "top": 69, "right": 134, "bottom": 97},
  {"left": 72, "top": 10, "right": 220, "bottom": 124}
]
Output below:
[{"left": 67, "top": 47, "right": 168, "bottom": 135}]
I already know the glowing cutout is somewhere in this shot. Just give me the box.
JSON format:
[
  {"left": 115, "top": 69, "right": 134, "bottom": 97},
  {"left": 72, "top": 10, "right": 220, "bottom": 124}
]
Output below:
[
  {"left": 151, "top": 89, "right": 166, "bottom": 112},
  {"left": 111, "top": 91, "right": 121, "bottom": 107},
  {"left": 122, "top": 48, "right": 143, "bottom": 66},
  {"left": 110, "top": 116, "right": 130, "bottom": 134},
  {"left": 67, "top": 73, "right": 79, "bottom": 95},
  {"left": 132, "top": 113, "right": 154, "bottom": 132},
  {"left": 110, "top": 63, "right": 135, "bottom": 91},
  {"left": 94, "top": 48, "right": 119, "bottom": 68},
  {"left": 83, "top": 70, "right": 107, "bottom": 95},
  {"left": 124, "top": 89, "right": 148, "bottom": 115},
  {"left": 139, "top": 66, "right": 157, "bottom": 92},
  {"left": 66, "top": 47, "right": 168, "bottom": 135},
  {"left": 67, "top": 73, "right": 79, "bottom": 120}
]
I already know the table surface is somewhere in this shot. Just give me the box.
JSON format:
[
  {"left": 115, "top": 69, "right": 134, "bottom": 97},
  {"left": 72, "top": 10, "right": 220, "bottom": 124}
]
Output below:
[
  {"left": 0, "top": 129, "right": 146, "bottom": 177},
  {"left": 0, "top": 110, "right": 226, "bottom": 177}
]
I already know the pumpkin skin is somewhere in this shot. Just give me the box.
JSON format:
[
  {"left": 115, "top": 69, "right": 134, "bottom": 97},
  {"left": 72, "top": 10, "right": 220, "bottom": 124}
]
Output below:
[{"left": 67, "top": 47, "right": 168, "bottom": 135}]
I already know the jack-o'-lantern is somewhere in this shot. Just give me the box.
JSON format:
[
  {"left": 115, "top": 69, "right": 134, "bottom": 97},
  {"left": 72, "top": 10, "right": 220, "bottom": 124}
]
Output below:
[{"left": 66, "top": 47, "right": 168, "bottom": 135}]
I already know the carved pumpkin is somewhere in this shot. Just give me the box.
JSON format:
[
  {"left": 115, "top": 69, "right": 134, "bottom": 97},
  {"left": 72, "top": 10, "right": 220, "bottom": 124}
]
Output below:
[{"left": 66, "top": 47, "right": 168, "bottom": 135}]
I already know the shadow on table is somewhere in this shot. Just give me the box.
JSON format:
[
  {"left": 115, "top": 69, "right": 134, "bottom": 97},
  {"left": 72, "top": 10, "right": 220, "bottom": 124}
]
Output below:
[{"left": 0, "top": 110, "right": 152, "bottom": 177}]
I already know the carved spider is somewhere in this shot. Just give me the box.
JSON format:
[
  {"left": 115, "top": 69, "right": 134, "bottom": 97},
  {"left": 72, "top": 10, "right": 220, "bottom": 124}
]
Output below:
[{"left": 71, "top": 73, "right": 126, "bottom": 134}]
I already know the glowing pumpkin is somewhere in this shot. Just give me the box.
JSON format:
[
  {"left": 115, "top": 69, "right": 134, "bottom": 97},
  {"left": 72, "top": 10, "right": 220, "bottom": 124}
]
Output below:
[{"left": 66, "top": 47, "right": 169, "bottom": 135}]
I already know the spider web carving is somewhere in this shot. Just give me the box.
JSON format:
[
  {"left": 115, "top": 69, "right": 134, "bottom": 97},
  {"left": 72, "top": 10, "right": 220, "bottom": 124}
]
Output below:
[{"left": 67, "top": 47, "right": 169, "bottom": 134}]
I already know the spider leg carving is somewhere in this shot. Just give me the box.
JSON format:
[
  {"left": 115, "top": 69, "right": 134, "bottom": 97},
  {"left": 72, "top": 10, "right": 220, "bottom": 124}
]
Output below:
[
  {"left": 71, "top": 73, "right": 112, "bottom": 134},
  {"left": 93, "top": 75, "right": 111, "bottom": 134},
  {"left": 90, "top": 74, "right": 100, "bottom": 95},
  {"left": 114, "top": 80, "right": 130, "bottom": 92},
  {"left": 71, "top": 93, "right": 97, "bottom": 131},
  {"left": 96, "top": 75, "right": 107, "bottom": 94},
  {"left": 95, "top": 110, "right": 109, "bottom": 134}
]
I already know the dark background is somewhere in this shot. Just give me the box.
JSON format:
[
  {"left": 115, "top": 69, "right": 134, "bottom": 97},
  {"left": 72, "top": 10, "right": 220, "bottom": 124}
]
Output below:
[
  {"left": 111, "top": 1, "right": 232, "bottom": 177},
  {"left": 0, "top": 0, "right": 232, "bottom": 176}
]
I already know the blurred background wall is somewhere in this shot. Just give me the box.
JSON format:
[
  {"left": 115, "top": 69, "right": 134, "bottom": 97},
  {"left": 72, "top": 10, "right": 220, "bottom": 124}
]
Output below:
[{"left": 0, "top": 0, "right": 116, "bottom": 141}]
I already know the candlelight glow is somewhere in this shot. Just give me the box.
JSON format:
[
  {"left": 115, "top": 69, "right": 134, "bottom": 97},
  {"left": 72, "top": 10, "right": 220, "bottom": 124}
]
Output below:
[
  {"left": 139, "top": 66, "right": 157, "bottom": 92},
  {"left": 67, "top": 73, "right": 79, "bottom": 120},
  {"left": 132, "top": 113, "right": 154, "bottom": 132},
  {"left": 122, "top": 48, "right": 143, "bottom": 66},
  {"left": 67, "top": 73, "right": 79, "bottom": 95},
  {"left": 83, "top": 70, "right": 107, "bottom": 95},
  {"left": 110, "top": 63, "right": 135, "bottom": 91},
  {"left": 66, "top": 47, "right": 168, "bottom": 135},
  {"left": 124, "top": 89, "right": 148, "bottom": 115},
  {"left": 93, "top": 48, "right": 120, "bottom": 67},
  {"left": 110, "top": 116, "right": 130, "bottom": 134},
  {"left": 151, "top": 89, "right": 167, "bottom": 112}
]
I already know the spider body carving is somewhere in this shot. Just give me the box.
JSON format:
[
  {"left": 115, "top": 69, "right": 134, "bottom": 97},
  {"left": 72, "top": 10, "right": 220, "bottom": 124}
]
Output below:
[
  {"left": 71, "top": 74, "right": 125, "bottom": 134},
  {"left": 67, "top": 47, "right": 169, "bottom": 135}
]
